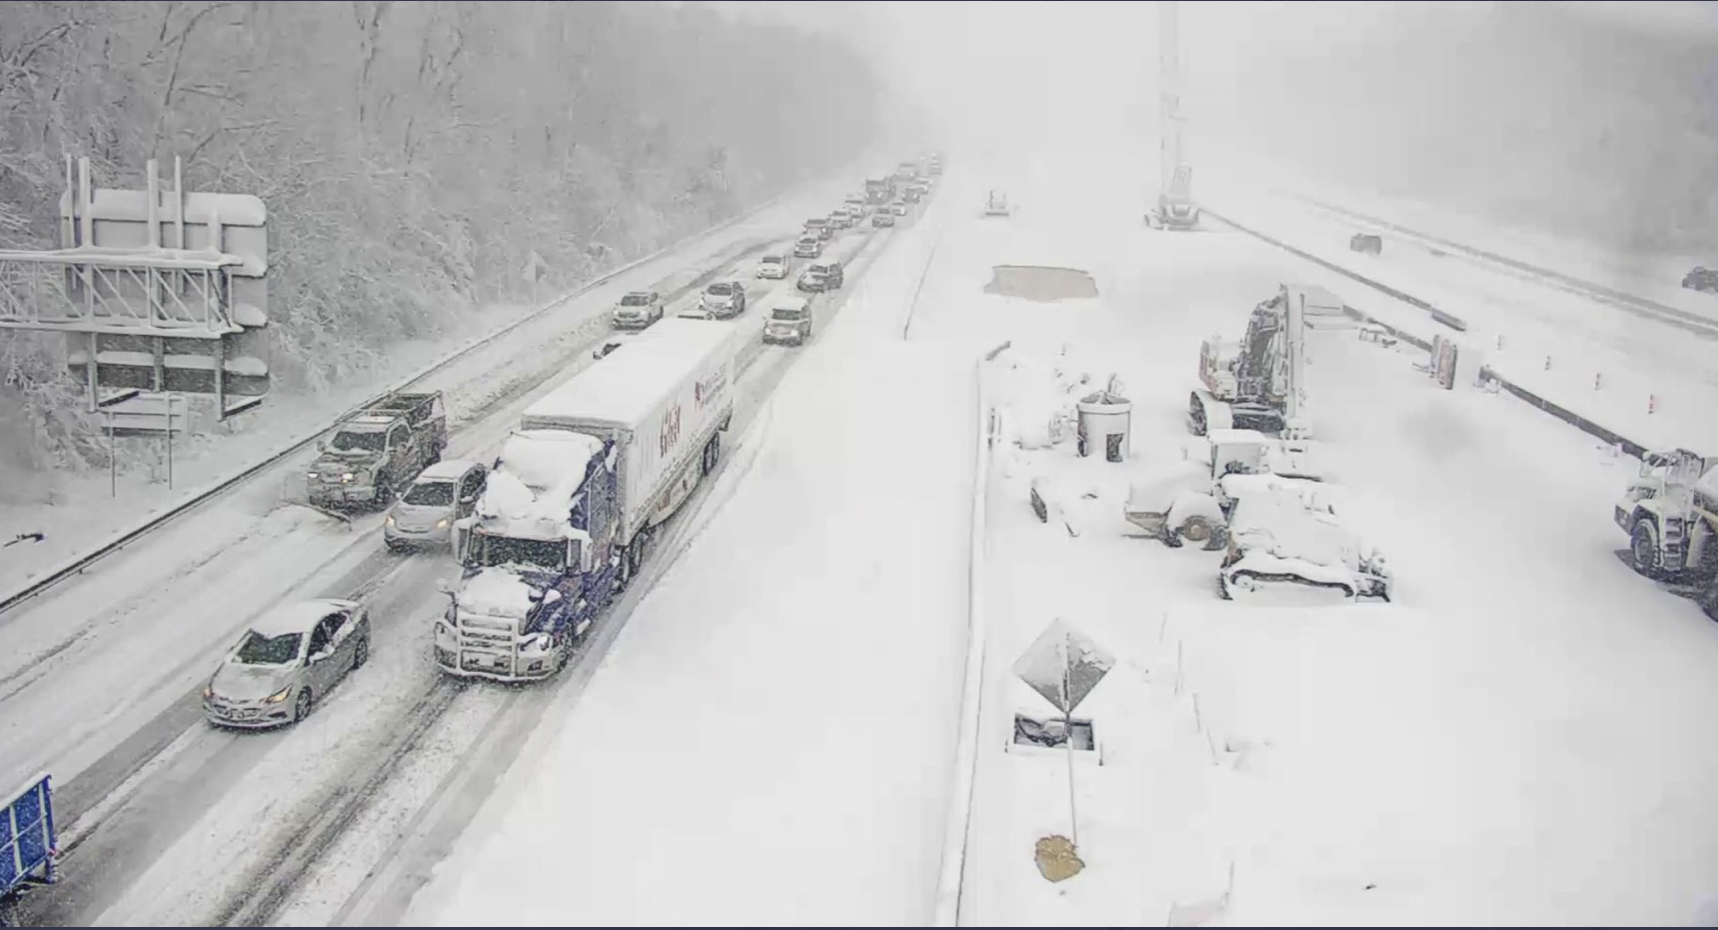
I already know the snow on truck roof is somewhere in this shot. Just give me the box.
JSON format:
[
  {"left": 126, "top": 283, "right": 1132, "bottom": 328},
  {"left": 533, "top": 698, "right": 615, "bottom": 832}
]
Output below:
[
  {"left": 523, "top": 319, "right": 736, "bottom": 429},
  {"left": 477, "top": 431, "right": 606, "bottom": 540}
]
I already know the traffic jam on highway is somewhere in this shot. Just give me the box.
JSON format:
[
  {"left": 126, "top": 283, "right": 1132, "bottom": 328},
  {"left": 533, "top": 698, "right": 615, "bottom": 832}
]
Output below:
[
  {"left": 0, "top": 150, "right": 939, "bottom": 924},
  {"left": 227, "top": 157, "right": 941, "bottom": 718}
]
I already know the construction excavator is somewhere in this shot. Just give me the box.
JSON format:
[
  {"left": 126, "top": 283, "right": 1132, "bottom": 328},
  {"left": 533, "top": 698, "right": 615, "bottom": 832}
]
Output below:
[{"left": 1189, "top": 284, "right": 1317, "bottom": 440}]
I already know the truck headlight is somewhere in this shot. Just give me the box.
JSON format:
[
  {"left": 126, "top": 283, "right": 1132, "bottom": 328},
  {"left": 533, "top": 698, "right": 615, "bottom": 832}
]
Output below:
[
  {"left": 521, "top": 632, "right": 552, "bottom": 654},
  {"left": 341, "top": 472, "right": 355, "bottom": 483},
  {"left": 264, "top": 686, "right": 292, "bottom": 704},
  {"left": 436, "top": 518, "right": 450, "bottom": 530},
  {"left": 203, "top": 681, "right": 214, "bottom": 700},
  {"left": 307, "top": 472, "right": 318, "bottom": 480}
]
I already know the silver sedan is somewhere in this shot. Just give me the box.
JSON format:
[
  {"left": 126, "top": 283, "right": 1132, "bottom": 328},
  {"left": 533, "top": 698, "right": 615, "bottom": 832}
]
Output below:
[{"left": 202, "top": 598, "right": 372, "bottom": 728}]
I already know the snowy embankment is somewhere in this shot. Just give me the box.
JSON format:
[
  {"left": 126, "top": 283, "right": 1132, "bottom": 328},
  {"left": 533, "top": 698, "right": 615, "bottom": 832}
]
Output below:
[
  {"left": 404, "top": 203, "right": 972, "bottom": 926},
  {"left": 919, "top": 145, "right": 1718, "bottom": 925}
]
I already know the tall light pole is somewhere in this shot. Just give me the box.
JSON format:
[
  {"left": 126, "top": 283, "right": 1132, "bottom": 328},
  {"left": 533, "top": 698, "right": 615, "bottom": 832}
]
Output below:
[{"left": 1158, "top": 0, "right": 1196, "bottom": 205}]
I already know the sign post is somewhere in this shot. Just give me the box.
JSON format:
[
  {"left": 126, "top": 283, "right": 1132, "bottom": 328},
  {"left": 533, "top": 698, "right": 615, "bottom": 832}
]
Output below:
[{"left": 1012, "top": 618, "right": 1115, "bottom": 858}]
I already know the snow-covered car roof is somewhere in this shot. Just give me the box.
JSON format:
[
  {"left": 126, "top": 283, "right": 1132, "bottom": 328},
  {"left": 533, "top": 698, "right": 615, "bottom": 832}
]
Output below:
[
  {"left": 418, "top": 459, "right": 483, "bottom": 482},
  {"left": 249, "top": 598, "right": 358, "bottom": 636}
]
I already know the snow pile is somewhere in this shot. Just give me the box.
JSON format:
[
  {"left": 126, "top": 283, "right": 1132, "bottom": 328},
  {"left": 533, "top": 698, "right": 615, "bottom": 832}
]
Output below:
[{"left": 475, "top": 430, "right": 602, "bottom": 538}]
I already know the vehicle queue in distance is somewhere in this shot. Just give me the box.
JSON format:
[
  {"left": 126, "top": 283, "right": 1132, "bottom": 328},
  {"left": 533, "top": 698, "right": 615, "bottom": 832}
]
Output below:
[{"left": 201, "top": 154, "right": 939, "bottom": 731}]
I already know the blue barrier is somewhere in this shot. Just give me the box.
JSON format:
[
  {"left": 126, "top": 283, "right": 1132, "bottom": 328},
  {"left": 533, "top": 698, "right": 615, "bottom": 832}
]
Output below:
[{"left": 1, "top": 773, "right": 57, "bottom": 904}]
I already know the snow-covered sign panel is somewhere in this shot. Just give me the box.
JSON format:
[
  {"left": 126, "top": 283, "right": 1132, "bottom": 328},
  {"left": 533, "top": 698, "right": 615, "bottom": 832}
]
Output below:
[{"left": 1012, "top": 618, "right": 1115, "bottom": 715}]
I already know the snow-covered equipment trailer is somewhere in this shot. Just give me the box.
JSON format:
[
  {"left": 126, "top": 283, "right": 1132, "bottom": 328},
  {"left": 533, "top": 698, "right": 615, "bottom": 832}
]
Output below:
[
  {"left": 438, "top": 319, "right": 739, "bottom": 681},
  {"left": 1189, "top": 284, "right": 1324, "bottom": 439},
  {"left": 1, "top": 773, "right": 57, "bottom": 919},
  {"left": 1219, "top": 489, "right": 1392, "bottom": 603},
  {"left": 1616, "top": 448, "right": 1718, "bottom": 618}
]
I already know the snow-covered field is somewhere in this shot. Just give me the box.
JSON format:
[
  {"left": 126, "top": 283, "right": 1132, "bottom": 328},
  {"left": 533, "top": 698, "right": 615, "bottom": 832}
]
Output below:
[{"left": 936, "top": 147, "right": 1718, "bottom": 925}]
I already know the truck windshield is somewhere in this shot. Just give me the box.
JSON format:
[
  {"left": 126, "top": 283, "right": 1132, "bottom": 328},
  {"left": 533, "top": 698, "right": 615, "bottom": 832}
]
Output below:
[
  {"left": 330, "top": 430, "right": 386, "bottom": 452},
  {"left": 474, "top": 535, "right": 567, "bottom": 573},
  {"left": 234, "top": 630, "right": 302, "bottom": 665},
  {"left": 403, "top": 480, "right": 456, "bottom": 506}
]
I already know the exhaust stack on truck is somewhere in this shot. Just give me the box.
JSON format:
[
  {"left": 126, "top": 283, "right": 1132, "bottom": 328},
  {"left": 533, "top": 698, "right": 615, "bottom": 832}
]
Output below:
[{"left": 436, "top": 319, "right": 740, "bottom": 681}]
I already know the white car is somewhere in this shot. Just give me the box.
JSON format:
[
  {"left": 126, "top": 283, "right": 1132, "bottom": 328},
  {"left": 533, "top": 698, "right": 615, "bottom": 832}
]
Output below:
[
  {"left": 385, "top": 459, "right": 488, "bottom": 551},
  {"left": 699, "top": 280, "right": 747, "bottom": 318},
  {"left": 202, "top": 599, "right": 372, "bottom": 728},
  {"left": 611, "top": 291, "right": 663, "bottom": 329},
  {"left": 756, "top": 254, "right": 788, "bottom": 279},
  {"left": 793, "top": 236, "right": 823, "bottom": 259}
]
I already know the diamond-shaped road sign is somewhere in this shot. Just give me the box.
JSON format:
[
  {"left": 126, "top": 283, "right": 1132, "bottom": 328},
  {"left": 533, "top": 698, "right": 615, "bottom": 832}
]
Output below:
[{"left": 1012, "top": 618, "right": 1115, "bottom": 716}]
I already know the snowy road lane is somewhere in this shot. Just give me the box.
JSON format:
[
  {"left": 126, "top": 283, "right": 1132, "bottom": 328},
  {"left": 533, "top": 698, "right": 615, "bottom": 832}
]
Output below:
[{"left": 403, "top": 199, "right": 971, "bottom": 927}]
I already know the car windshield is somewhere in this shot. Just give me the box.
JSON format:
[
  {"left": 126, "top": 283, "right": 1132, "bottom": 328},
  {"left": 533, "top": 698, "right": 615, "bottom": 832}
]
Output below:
[
  {"left": 403, "top": 480, "right": 456, "bottom": 506},
  {"left": 234, "top": 630, "right": 302, "bottom": 665},
  {"left": 330, "top": 429, "right": 386, "bottom": 452},
  {"left": 772, "top": 307, "right": 806, "bottom": 321},
  {"left": 706, "top": 283, "right": 733, "bottom": 295},
  {"left": 474, "top": 534, "right": 568, "bottom": 573},
  {"left": 620, "top": 294, "right": 651, "bottom": 306},
  {"left": 761, "top": 255, "right": 783, "bottom": 264}
]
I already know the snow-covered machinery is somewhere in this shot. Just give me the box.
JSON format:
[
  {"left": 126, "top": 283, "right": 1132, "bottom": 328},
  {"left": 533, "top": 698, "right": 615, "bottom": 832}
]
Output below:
[
  {"left": 1219, "top": 486, "right": 1392, "bottom": 603},
  {"left": 1123, "top": 428, "right": 1326, "bottom": 549},
  {"left": 1349, "top": 233, "right": 1383, "bottom": 255},
  {"left": 1616, "top": 448, "right": 1718, "bottom": 617},
  {"left": 983, "top": 189, "right": 1011, "bottom": 217},
  {"left": 1189, "top": 284, "right": 1315, "bottom": 439}
]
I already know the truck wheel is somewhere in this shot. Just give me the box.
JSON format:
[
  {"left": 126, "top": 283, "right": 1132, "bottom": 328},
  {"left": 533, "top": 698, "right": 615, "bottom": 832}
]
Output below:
[
  {"left": 374, "top": 475, "right": 394, "bottom": 507},
  {"left": 1630, "top": 520, "right": 1662, "bottom": 576}
]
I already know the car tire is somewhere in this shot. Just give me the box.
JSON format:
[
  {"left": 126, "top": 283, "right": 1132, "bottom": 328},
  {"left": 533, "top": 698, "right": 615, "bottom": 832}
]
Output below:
[
  {"left": 374, "top": 474, "right": 394, "bottom": 507},
  {"left": 294, "top": 688, "right": 313, "bottom": 723},
  {"left": 354, "top": 635, "right": 369, "bottom": 669}
]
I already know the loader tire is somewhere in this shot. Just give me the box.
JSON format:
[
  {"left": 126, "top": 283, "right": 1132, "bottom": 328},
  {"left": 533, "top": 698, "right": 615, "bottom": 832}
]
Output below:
[
  {"left": 1179, "top": 516, "right": 1215, "bottom": 544},
  {"left": 1630, "top": 520, "right": 1662, "bottom": 576}
]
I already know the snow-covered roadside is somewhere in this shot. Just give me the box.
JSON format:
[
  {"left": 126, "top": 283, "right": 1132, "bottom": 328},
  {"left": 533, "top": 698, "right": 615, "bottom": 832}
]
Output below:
[
  {"left": 0, "top": 178, "right": 846, "bottom": 597},
  {"left": 403, "top": 204, "right": 972, "bottom": 927},
  {"left": 1200, "top": 192, "right": 1718, "bottom": 454},
  {"left": 936, "top": 142, "right": 1718, "bottom": 923}
]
